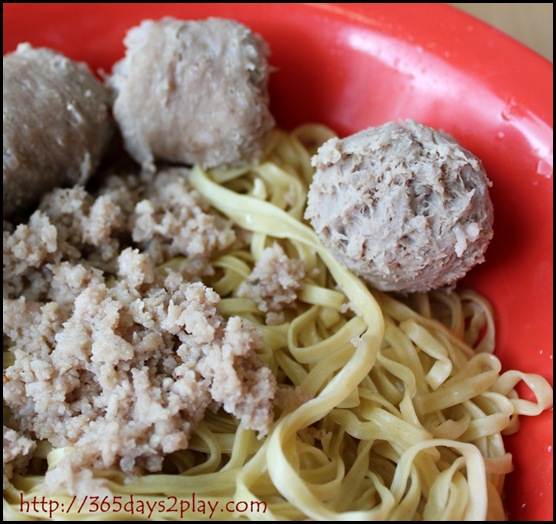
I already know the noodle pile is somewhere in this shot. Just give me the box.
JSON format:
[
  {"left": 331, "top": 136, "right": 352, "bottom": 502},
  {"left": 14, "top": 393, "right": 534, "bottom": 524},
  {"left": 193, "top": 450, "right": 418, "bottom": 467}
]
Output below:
[{"left": 3, "top": 126, "right": 553, "bottom": 521}]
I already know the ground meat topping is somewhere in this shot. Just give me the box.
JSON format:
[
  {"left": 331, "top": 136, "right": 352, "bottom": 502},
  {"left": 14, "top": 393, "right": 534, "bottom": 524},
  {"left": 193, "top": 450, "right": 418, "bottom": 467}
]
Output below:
[
  {"left": 3, "top": 167, "right": 274, "bottom": 494},
  {"left": 3, "top": 426, "right": 36, "bottom": 490},
  {"left": 238, "top": 243, "right": 306, "bottom": 325},
  {"left": 3, "top": 167, "right": 241, "bottom": 303},
  {"left": 130, "top": 170, "right": 237, "bottom": 265},
  {"left": 3, "top": 248, "right": 275, "bottom": 493}
]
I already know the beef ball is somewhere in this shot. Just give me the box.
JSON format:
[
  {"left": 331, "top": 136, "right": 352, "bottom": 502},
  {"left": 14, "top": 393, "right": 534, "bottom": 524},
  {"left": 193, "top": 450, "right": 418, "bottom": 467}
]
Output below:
[
  {"left": 109, "top": 17, "right": 275, "bottom": 171},
  {"left": 305, "top": 120, "right": 494, "bottom": 293},
  {"left": 3, "top": 44, "right": 114, "bottom": 218}
]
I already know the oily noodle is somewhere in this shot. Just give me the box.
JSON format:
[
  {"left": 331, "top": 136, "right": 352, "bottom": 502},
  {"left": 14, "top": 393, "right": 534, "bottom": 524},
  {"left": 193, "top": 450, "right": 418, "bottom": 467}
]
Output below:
[{"left": 4, "top": 126, "right": 553, "bottom": 521}]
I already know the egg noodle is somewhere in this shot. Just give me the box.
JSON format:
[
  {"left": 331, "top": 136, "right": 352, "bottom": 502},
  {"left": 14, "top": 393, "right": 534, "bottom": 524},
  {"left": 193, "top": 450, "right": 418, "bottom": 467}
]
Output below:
[{"left": 3, "top": 126, "right": 553, "bottom": 521}]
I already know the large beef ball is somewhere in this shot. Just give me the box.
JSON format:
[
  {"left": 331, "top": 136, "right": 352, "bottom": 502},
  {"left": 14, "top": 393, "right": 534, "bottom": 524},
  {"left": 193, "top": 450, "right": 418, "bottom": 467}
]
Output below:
[
  {"left": 3, "top": 44, "right": 113, "bottom": 218},
  {"left": 305, "top": 120, "right": 494, "bottom": 293},
  {"left": 109, "top": 17, "right": 275, "bottom": 171}
]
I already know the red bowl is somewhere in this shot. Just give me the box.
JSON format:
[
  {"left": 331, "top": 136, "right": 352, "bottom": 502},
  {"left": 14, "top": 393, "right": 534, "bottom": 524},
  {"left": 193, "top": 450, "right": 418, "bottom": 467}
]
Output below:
[{"left": 3, "top": 3, "right": 553, "bottom": 521}]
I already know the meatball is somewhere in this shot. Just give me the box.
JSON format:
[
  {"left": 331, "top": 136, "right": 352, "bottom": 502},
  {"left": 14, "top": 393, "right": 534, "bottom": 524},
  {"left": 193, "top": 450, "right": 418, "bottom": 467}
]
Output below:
[
  {"left": 3, "top": 44, "right": 113, "bottom": 218},
  {"left": 305, "top": 120, "right": 494, "bottom": 293},
  {"left": 109, "top": 17, "right": 275, "bottom": 171}
]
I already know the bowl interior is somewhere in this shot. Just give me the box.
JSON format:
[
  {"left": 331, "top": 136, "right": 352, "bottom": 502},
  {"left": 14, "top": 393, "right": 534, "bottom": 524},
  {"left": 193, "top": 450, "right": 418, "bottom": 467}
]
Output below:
[{"left": 3, "top": 3, "right": 553, "bottom": 521}]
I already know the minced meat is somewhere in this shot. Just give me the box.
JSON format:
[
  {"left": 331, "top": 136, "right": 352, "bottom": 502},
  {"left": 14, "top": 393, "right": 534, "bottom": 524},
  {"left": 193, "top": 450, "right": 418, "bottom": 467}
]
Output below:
[
  {"left": 3, "top": 167, "right": 239, "bottom": 300},
  {"left": 3, "top": 167, "right": 276, "bottom": 494},
  {"left": 237, "top": 243, "right": 306, "bottom": 325},
  {"left": 3, "top": 427, "right": 36, "bottom": 490},
  {"left": 3, "top": 249, "right": 275, "bottom": 492}
]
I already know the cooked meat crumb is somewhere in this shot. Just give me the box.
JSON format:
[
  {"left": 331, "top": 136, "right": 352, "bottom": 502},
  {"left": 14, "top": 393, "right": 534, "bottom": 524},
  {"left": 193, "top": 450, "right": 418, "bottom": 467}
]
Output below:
[
  {"left": 3, "top": 426, "right": 36, "bottom": 490},
  {"left": 305, "top": 120, "right": 494, "bottom": 293},
  {"left": 274, "top": 386, "right": 312, "bottom": 415},
  {"left": 238, "top": 243, "right": 306, "bottom": 325},
  {"left": 3, "top": 167, "right": 275, "bottom": 494},
  {"left": 3, "top": 249, "right": 275, "bottom": 492},
  {"left": 3, "top": 167, "right": 239, "bottom": 301}
]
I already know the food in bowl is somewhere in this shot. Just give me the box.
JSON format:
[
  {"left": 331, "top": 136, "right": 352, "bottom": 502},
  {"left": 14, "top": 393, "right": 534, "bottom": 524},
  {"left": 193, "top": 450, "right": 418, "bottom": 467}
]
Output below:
[{"left": 2, "top": 5, "right": 553, "bottom": 522}]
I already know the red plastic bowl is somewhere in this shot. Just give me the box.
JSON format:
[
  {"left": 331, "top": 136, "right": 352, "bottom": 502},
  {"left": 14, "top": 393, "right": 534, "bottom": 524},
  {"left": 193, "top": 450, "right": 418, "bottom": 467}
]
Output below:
[{"left": 3, "top": 3, "right": 553, "bottom": 521}]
